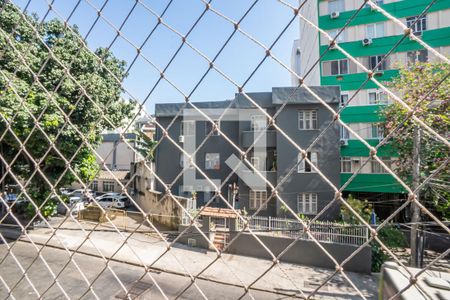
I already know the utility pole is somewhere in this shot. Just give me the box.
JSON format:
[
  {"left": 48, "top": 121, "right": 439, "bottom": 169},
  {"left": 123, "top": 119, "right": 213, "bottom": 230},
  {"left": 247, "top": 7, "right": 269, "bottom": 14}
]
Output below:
[{"left": 410, "top": 125, "right": 421, "bottom": 267}]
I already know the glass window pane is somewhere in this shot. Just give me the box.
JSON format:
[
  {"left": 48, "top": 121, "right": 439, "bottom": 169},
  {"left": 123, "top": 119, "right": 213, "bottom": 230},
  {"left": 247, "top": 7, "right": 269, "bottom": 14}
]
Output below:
[
  {"left": 331, "top": 61, "right": 339, "bottom": 75},
  {"left": 340, "top": 59, "right": 348, "bottom": 74}
]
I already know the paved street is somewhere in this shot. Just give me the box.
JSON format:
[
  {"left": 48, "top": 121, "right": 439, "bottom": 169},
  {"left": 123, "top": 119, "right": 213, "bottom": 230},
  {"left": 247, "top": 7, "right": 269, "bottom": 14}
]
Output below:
[
  {"left": 0, "top": 241, "right": 289, "bottom": 300},
  {"left": 0, "top": 217, "right": 378, "bottom": 300}
]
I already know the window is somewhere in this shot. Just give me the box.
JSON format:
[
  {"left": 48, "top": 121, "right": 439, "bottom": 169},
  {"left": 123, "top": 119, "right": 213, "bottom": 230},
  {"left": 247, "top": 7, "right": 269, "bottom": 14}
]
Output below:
[
  {"left": 181, "top": 120, "right": 195, "bottom": 136},
  {"left": 340, "top": 126, "right": 350, "bottom": 140},
  {"left": 205, "top": 153, "right": 220, "bottom": 170},
  {"left": 341, "top": 157, "right": 352, "bottom": 173},
  {"left": 371, "top": 123, "right": 384, "bottom": 139},
  {"left": 371, "top": 157, "right": 390, "bottom": 173},
  {"left": 406, "top": 15, "right": 427, "bottom": 36},
  {"left": 340, "top": 93, "right": 349, "bottom": 106},
  {"left": 205, "top": 120, "right": 220, "bottom": 136},
  {"left": 298, "top": 152, "right": 318, "bottom": 173},
  {"left": 331, "top": 59, "right": 348, "bottom": 75},
  {"left": 407, "top": 50, "right": 428, "bottom": 65},
  {"left": 327, "top": 29, "right": 347, "bottom": 43},
  {"left": 322, "top": 59, "right": 354, "bottom": 76},
  {"left": 368, "top": 90, "right": 388, "bottom": 105},
  {"left": 91, "top": 181, "right": 98, "bottom": 191},
  {"left": 297, "top": 193, "right": 318, "bottom": 215},
  {"left": 251, "top": 115, "right": 267, "bottom": 131},
  {"left": 328, "top": 0, "right": 344, "bottom": 13},
  {"left": 365, "top": 23, "right": 385, "bottom": 39},
  {"left": 249, "top": 190, "right": 267, "bottom": 210},
  {"left": 369, "top": 55, "right": 387, "bottom": 71},
  {"left": 298, "top": 110, "right": 318, "bottom": 130},
  {"left": 103, "top": 181, "right": 115, "bottom": 192},
  {"left": 250, "top": 156, "right": 260, "bottom": 170}
]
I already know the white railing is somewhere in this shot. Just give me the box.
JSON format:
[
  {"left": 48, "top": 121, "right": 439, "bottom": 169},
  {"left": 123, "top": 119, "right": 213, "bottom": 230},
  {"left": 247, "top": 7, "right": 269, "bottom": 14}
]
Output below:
[{"left": 237, "top": 216, "right": 369, "bottom": 246}]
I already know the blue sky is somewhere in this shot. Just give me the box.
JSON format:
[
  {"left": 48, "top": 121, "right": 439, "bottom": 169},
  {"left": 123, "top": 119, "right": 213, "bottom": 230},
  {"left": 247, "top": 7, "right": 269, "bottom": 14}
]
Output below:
[{"left": 13, "top": 0, "right": 299, "bottom": 114}]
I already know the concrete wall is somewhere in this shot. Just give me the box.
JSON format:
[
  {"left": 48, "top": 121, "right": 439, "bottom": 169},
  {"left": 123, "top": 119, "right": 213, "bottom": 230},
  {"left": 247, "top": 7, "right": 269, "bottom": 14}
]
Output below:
[
  {"left": 227, "top": 233, "right": 372, "bottom": 274},
  {"left": 134, "top": 160, "right": 187, "bottom": 229},
  {"left": 96, "top": 133, "right": 137, "bottom": 171}
]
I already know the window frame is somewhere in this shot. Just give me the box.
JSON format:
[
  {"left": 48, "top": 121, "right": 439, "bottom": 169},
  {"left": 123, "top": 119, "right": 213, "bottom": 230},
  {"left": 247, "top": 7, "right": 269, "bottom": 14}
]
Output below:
[
  {"left": 91, "top": 180, "right": 98, "bottom": 192},
  {"left": 341, "top": 157, "right": 352, "bottom": 173},
  {"left": 368, "top": 55, "right": 387, "bottom": 71},
  {"left": 367, "top": 89, "right": 388, "bottom": 105},
  {"left": 340, "top": 126, "right": 350, "bottom": 140},
  {"left": 407, "top": 49, "right": 428, "bottom": 65},
  {"left": 250, "top": 156, "right": 260, "bottom": 170},
  {"left": 102, "top": 181, "right": 115, "bottom": 192},
  {"left": 365, "top": 22, "right": 385, "bottom": 39},
  {"left": 371, "top": 157, "right": 391, "bottom": 174},
  {"left": 298, "top": 110, "right": 318, "bottom": 130},
  {"left": 297, "top": 193, "right": 318, "bottom": 215},
  {"left": 340, "top": 92, "right": 349, "bottom": 107},
  {"left": 298, "top": 152, "right": 318, "bottom": 173},
  {"left": 249, "top": 190, "right": 267, "bottom": 210},
  {"left": 406, "top": 15, "right": 427, "bottom": 36},
  {"left": 371, "top": 123, "right": 384, "bottom": 139},
  {"left": 331, "top": 59, "right": 349, "bottom": 75},
  {"left": 205, "top": 153, "right": 220, "bottom": 170},
  {"left": 327, "top": 28, "right": 347, "bottom": 43}
]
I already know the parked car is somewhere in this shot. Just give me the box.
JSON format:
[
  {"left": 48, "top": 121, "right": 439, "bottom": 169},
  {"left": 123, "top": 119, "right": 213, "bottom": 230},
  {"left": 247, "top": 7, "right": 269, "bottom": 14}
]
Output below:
[
  {"left": 64, "top": 189, "right": 95, "bottom": 200},
  {"left": 96, "top": 195, "right": 129, "bottom": 209},
  {"left": 95, "top": 192, "right": 120, "bottom": 201}
]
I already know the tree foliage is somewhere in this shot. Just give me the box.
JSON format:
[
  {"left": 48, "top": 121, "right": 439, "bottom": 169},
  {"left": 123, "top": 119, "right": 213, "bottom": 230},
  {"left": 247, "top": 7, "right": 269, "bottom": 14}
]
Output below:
[
  {"left": 0, "top": 2, "right": 134, "bottom": 216},
  {"left": 132, "top": 130, "right": 157, "bottom": 162},
  {"left": 382, "top": 62, "right": 450, "bottom": 220}
]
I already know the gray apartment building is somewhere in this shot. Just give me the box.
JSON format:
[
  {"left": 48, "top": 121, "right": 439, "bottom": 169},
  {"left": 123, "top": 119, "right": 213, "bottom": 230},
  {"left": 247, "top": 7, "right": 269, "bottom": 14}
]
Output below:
[{"left": 154, "top": 86, "right": 341, "bottom": 220}]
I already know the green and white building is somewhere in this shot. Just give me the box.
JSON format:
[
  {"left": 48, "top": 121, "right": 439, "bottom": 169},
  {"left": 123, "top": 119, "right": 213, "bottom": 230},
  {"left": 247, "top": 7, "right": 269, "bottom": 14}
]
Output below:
[{"left": 291, "top": 0, "right": 450, "bottom": 214}]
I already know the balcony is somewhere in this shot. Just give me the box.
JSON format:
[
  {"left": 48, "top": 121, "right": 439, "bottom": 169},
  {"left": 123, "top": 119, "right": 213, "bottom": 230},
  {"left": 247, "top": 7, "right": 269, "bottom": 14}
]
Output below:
[{"left": 241, "top": 130, "right": 276, "bottom": 148}]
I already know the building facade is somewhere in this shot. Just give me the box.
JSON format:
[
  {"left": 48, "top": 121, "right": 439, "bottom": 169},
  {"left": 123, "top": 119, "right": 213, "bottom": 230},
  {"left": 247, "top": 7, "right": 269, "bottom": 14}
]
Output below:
[
  {"left": 154, "top": 86, "right": 341, "bottom": 220},
  {"left": 291, "top": 0, "right": 450, "bottom": 212},
  {"left": 96, "top": 133, "right": 137, "bottom": 171}
]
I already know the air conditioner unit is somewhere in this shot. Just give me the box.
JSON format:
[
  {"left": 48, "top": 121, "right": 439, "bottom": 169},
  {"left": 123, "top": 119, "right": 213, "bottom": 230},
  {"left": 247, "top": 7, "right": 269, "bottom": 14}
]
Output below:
[
  {"left": 330, "top": 11, "right": 340, "bottom": 19},
  {"left": 340, "top": 139, "right": 348, "bottom": 146},
  {"left": 178, "top": 135, "right": 184, "bottom": 143},
  {"left": 362, "top": 38, "right": 373, "bottom": 46}
]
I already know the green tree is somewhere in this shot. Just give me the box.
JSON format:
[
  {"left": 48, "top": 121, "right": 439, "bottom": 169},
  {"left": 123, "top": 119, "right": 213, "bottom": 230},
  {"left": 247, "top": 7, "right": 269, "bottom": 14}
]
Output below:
[
  {"left": 382, "top": 62, "right": 450, "bottom": 220},
  {"left": 340, "top": 195, "right": 372, "bottom": 224},
  {"left": 132, "top": 130, "right": 157, "bottom": 162},
  {"left": 0, "top": 2, "right": 134, "bottom": 217}
]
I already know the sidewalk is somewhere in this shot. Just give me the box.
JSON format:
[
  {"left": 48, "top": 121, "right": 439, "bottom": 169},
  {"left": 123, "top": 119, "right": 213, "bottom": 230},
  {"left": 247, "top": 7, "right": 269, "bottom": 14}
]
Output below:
[{"left": 12, "top": 217, "right": 378, "bottom": 299}]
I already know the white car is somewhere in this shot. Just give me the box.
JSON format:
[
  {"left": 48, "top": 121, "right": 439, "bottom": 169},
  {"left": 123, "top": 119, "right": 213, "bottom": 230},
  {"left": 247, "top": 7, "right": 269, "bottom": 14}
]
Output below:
[
  {"left": 95, "top": 192, "right": 120, "bottom": 201},
  {"left": 96, "top": 195, "right": 129, "bottom": 209},
  {"left": 64, "top": 189, "right": 94, "bottom": 198}
]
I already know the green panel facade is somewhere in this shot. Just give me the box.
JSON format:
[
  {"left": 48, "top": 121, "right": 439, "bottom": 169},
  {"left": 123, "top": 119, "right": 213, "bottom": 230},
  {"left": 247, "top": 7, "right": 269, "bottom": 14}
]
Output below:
[
  {"left": 319, "top": 0, "right": 450, "bottom": 30},
  {"left": 340, "top": 173, "right": 406, "bottom": 193},
  {"left": 340, "top": 105, "right": 384, "bottom": 123},
  {"left": 316, "top": 1, "right": 450, "bottom": 194},
  {"left": 340, "top": 139, "right": 398, "bottom": 157},
  {"left": 320, "top": 27, "right": 450, "bottom": 61},
  {"left": 321, "top": 69, "right": 399, "bottom": 91}
]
